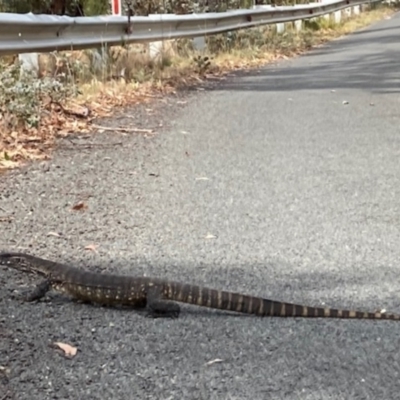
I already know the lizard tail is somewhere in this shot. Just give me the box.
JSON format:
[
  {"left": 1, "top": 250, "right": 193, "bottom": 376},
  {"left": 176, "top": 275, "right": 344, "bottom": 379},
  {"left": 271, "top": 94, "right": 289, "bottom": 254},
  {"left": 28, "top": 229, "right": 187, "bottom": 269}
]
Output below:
[{"left": 165, "top": 282, "right": 400, "bottom": 319}]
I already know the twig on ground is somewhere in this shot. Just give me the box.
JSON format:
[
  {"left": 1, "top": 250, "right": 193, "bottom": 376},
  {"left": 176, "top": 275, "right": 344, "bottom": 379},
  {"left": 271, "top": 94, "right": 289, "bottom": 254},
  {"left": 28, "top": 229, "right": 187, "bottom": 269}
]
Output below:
[
  {"left": 92, "top": 124, "right": 154, "bottom": 134},
  {"left": 61, "top": 138, "right": 123, "bottom": 149}
]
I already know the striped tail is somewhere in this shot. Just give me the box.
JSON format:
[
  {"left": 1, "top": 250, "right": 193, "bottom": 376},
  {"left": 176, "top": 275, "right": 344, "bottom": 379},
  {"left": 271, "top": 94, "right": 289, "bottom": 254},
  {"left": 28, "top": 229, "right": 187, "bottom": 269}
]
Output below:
[{"left": 165, "top": 283, "right": 400, "bottom": 320}]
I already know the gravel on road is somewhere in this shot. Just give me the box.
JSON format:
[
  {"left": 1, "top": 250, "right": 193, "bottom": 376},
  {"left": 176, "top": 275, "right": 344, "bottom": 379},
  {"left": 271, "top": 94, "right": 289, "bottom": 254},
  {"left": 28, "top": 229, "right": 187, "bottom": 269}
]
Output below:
[{"left": 1, "top": 11, "right": 400, "bottom": 400}]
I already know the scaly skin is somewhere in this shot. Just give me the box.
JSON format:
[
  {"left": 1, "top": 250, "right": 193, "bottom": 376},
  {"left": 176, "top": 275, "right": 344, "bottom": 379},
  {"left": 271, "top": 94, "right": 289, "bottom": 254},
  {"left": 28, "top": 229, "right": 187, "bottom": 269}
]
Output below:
[{"left": 1, "top": 252, "right": 398, "bottom": 320}]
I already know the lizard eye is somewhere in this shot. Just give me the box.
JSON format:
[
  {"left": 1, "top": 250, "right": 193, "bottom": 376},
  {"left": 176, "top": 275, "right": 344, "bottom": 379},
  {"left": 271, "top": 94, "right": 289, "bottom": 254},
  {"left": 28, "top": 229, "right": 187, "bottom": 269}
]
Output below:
[{"left": 1, "top": 256, "right": 20, "bottom": 265}]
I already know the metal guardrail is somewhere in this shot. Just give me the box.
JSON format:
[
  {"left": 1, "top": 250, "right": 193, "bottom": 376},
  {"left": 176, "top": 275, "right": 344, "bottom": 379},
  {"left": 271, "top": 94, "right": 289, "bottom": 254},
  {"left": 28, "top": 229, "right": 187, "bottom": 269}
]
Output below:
[{"left": 0, "top": 0, "right": 377, "bottom": 55}]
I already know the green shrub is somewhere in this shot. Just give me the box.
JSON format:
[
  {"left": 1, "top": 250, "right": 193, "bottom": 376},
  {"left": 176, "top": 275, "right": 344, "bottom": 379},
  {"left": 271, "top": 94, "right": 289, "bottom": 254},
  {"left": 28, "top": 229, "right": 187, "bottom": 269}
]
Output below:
[{"left": 0, "top": 61, "right": 74, "bottom": 129}]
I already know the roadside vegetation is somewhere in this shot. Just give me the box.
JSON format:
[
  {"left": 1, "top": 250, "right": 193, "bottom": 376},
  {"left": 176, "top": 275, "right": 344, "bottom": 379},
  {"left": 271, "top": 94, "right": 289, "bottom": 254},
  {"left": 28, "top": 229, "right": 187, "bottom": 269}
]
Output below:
[{"left": 0, "top": 2, "right": 397, "bottom": 172}]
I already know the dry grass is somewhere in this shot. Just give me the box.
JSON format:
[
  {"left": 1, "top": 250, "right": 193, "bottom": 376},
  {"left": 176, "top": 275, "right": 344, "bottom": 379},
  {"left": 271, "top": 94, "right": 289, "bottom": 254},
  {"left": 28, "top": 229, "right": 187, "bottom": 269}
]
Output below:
[{"left": 0, "top": 3, "right": 397, "bottom": 172}]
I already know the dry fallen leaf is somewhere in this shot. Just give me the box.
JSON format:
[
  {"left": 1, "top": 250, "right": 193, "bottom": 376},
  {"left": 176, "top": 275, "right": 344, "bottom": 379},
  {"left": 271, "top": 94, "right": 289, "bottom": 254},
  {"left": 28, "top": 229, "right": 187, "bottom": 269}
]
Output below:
[
  {"left": 205, "top": 358, "right": 223, "bottom": 366},
  {"left": 72, "top": 201, "right": 87, "bottom": 211},
  {"left": 53, "top": 342, "right": 78, "bottom": 358},
  {"left": 47, "top": 231, "right": 62, "bottom": 237},
  {"left": 61, "top": 102, "right": 90, "bottom": 118},
  {"left": 84, "top": 244, "right": 98, "bottom": 252}
]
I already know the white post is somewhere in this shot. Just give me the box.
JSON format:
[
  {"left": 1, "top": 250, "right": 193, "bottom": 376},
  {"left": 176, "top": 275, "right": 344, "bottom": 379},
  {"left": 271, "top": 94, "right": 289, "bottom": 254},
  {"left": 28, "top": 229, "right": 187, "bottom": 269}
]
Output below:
[
  {"left": 17, "top": 12, "right": 39, "bottom": 77},
  {"left": 276, "top": 23, "right": 285, "bottom": 33},
  {"left": 333, "top": 10, "right": 341, "bottom": 23},
  {"left": 193, "top": 36, "right": 206, "bottom": 51},
  {"left": 19, "top": 52, "right": 39, "bottom": 77},
  {"left": 294, "top": 20, "right": 302, "bottom": 31},
  {"left": 149, "top": 41, "right": 164, "bottom": 60}
]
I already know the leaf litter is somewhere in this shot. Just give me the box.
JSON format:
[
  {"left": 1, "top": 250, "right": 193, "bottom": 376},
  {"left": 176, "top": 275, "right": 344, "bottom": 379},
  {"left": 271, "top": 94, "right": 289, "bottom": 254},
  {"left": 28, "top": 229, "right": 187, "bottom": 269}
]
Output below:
[
  {"left": 84, "top": 244, "right": 98, "bottom": 252},
  {"left": 0, "top": 81, "right": 168, "bottom": 173},
  {"left": 0, "top": 6, "right": 395, "bottom": 173},
  {"left": 71, "top": 201, "right": 88, "bottom": 211},
  {"left": 52, "top": 342, "right": 78, "bottom": 358}
]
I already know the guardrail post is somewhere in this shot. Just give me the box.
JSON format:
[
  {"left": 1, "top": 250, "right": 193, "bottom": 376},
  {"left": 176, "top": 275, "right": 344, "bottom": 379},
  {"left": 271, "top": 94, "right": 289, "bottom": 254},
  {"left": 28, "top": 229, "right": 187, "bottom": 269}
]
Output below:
[
  {"left": 148, "top": 39, "right": 177, "bottom": 62},
  {"left": 276, "top": 22, "right": 285, "bottom": 33},
  {"left": 193, "top": 36, "right": 206, "bottom": 51},
  {"left": 149, "top": 41, "right": 164, "bottom": 60},
  {"left": 333, "top": 9, "right": 341, "bottom": 23},
  {"left": 294, "top": 20, "right": 302, "bottom": 31},
  {"left": 0, "top": 0, "right": 382, "bottom": 56},
  {"left": 18, "top": 52, "right": 39, "bottom": 77}
]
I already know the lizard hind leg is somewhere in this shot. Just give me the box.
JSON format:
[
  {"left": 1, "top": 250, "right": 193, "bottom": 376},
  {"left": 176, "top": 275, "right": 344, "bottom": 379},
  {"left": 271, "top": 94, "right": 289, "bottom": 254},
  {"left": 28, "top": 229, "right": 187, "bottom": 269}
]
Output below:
[{"left": 145, "top": 286, "right": 180, "bottom": 319}]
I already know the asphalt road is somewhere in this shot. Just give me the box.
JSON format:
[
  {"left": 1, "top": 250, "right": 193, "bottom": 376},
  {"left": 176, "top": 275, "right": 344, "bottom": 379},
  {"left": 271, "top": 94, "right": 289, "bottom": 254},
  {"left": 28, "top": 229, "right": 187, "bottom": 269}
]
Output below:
[{"left": 2, "top": 10, "right": 400, "bottom": 400}]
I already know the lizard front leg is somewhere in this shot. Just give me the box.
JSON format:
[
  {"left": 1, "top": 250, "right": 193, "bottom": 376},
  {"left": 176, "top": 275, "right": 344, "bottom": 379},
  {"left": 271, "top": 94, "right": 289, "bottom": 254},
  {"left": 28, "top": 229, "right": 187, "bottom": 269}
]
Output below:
[{"left": 21, "top": 280, "right": 51, "bottom": 302}]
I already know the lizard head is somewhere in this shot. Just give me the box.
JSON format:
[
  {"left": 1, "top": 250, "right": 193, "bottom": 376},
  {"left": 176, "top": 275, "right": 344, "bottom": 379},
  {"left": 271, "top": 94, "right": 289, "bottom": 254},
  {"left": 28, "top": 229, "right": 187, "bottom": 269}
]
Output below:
[{"left": 0, "top": 252, "right": 43, "bottom": 275}]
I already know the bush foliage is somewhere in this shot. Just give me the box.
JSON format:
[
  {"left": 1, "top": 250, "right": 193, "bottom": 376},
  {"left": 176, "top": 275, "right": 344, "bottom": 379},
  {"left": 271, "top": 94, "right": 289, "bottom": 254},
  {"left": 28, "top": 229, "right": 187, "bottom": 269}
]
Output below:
[
  {"left": 0, "top": 0, "right": 304, "bottom": 16},
  {"left": 0, "top": 61, "right": 74, "bottom": 130}
]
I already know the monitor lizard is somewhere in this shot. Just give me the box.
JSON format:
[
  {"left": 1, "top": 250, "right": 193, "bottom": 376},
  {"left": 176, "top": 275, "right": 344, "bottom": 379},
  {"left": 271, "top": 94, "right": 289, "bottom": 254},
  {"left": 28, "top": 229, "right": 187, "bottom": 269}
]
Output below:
[{"left": 1, "top": 251, "right": 398, "bottom": 320}]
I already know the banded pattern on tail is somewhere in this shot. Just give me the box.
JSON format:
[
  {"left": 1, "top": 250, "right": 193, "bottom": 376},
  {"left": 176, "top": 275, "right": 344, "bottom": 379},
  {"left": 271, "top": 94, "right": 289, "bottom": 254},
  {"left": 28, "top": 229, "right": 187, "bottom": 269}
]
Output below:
[
  {"left": 1, "top": 251, "right": 399, "bottom": 320},
  {"left": 162, "top": 282, "right": 400, "bottom": 320}
]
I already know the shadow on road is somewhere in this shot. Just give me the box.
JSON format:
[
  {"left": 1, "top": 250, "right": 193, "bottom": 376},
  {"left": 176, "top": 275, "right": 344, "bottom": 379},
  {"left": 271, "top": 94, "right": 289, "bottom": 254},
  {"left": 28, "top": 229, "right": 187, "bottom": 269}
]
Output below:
[{"left": 202, "top": 22, "right": 400, "bottom": 94}]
